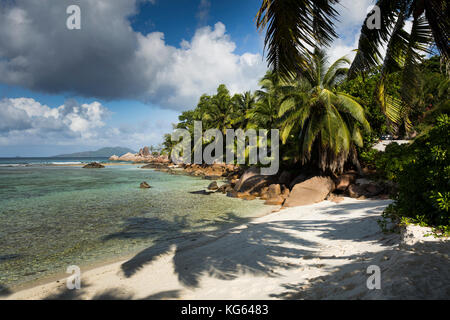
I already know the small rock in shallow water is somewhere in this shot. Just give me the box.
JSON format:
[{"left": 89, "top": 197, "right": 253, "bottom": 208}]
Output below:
[
  {"left": 140, "top": 182, "right": 151, "bottom": 189},
  {"left": 207, "top": 181, "right": 219, "bottom": 191},
  {"left": 83, "top": 162, "right": 105, "bottom": 169}
]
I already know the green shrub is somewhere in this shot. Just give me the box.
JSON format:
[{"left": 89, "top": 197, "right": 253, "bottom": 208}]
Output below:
[
  {"left": 385, "top": 114, "right": 450, "bottom": 230},
  {"left": 359, "top": 148, "right": 379, "bottom": 169},
  {"left": 374, "top": 143, "right": 414, "bottom": 181}
]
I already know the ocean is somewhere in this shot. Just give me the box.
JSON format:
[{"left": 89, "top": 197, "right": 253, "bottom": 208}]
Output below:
[
  {"left": 0, "top": 158, "right": 271, "bottom": 289},
  {"left": 0, "top": 157, "right": 121, "bottom": 166}
]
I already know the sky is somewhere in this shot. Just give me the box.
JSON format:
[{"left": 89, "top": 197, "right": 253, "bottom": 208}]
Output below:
[{"left": 0, "top": 0, "right": 375, "bottom": 157}]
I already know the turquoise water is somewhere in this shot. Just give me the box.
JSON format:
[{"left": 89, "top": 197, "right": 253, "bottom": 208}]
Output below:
[{"left": 0, "top": 164, "right": 271, "bottom": 288}]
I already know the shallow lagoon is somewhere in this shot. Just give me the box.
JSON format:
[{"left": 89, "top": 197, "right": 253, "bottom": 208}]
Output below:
[{"left": 0, "top": 165, "right": 271, "bottom": 288}]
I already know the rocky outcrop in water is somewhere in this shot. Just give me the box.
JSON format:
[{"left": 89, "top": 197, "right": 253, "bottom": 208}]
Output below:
[
  {"left": 133, "top": 150, "right": 392, "bottom": 206},
  {"left": 140, "top": 181, "right": 151, "bottom": 189},
  {"left": 208, "top": 181, "right": 219, "bottom": 191},
  {"left": 83, "top": 162, "right": 105, "bottom": 169}
]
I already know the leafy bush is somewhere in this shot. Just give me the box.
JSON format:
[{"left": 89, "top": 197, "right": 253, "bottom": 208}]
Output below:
[
  {"left": 384, "top": 114, "right": 450, "bottom": 230},
  {"left": 374, "top": 143, "right": 414, "bottom": 181},
  {"left": 359, "top": 148, "right": 379, "bottom": 169}
]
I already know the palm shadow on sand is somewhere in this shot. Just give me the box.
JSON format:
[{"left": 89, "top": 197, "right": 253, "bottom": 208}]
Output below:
[
  {"left": 104, "top": 200, "right": 394, "bottom": 290},
  {"left": 270, "top": 239, "right": 450, "bottom": 300},
  {"left": 43, "top": 280, "right": 181, "bottom": 300},
  {"left": 39, "top": 199, "right": 412, "bottom": 300},
  {"left": 105, "top": 211, "right": 320, "bottom": 288},
  {"left": 0, "top": 284, "right": 11, "bottom": 297}
]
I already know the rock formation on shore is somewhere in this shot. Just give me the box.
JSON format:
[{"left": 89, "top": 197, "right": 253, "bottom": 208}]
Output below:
[
  {"left": 283, "top": 176, "right": 335, "bottom": 207},
  {"left": 109, "top": 147, "right": 169, "bottom": 163},
  {"left": 215, "top": 166, "right": 390, "bottom": 208},
  {"left": 141, "top": 160, "right": 391, "bottom": 208},
  {"left": 124, "top": 143, "right": 392, "bottom": 209}
]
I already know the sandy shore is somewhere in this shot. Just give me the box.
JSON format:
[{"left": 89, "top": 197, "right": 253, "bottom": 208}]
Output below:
[{"left": 4, "top": 198, "right": 449, "bottom": 300}]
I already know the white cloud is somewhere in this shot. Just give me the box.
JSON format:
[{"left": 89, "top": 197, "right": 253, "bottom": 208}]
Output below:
[
  {"left": 335, "top": 0, "right": 374, "bottom": 30},
  {"left": 326, "top": 0, "right": 374, "bottom": 64},
  {"left": 0, "top": 98, "right": 175, "bottom": 151},
  {"left": 326, "top": 34, "right": 360, "bottom": 65},
  {"left": 0, "top": 98, "right": 108, "bottom": 143},
  {"left": 0, "top": 1, "right": 267, "bottom": 111},
  {"left": 136, "top": 22, "right": 266, "bottom": 109}
]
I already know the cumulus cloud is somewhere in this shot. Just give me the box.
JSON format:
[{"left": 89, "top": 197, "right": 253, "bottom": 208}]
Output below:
[
  {"left": 325, "top": 0, "right": 374, "bottom": 63},
  {"left": 136, "top": 22, "right": 266, "bottom": 109},
  {"left": 0, "top": 97, "right": 174, "bottom": 151},
  {"left": 0, "top": 98, "right": 108, "bottom": 141},
  {"left": 0, "top": 0, "right": 266, "bottom": 111},
  {"left": 335, "top": 0, "right": 374, "bottom": 33}
]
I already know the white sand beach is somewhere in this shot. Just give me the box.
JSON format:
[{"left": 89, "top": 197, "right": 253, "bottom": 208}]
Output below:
[{"left": 5, "top": 198, "right": 449, "bottom": 300}]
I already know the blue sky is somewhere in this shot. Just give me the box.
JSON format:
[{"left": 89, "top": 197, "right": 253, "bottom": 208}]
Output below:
[
  {"left": 0, "top": 0, "right": 374, "bottom": 157},
  {"left": 131, "top": 0, "right": 264, "bottom": 54}
]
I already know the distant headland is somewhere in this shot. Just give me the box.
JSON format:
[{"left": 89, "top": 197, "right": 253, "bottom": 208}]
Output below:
[{"left": 53, "top": 147, "right": 136, "bottom": 158}]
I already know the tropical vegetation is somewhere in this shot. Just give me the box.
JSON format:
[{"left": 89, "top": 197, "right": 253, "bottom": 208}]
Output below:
[
  {"left": 163, "top": 49, "right": 372, "bottom": 174},
  {"left": 381, "top": 114, "right": 449, "bottom": 233},
  {"left": 161, "top": 1, "right": 449, "bottom": 229}
]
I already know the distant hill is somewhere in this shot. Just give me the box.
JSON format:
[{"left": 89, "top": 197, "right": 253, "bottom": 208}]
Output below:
[{"left": 54, "top": 147, "right": 136, "bottom": 158}]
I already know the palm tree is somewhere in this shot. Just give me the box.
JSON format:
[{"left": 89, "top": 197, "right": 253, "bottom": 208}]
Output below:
[
  {"left": 230, "top": 91, "right": 256, "bottom": 129},
  {"left": 255, "top": 0, "right": 341, "bottom": 79},
  {"left": 349, "top": 0, "right": 449, "bottom": 134},
  {"left": 201, "top": 84, "right": 233, "bottom": 133},
  {"left": 162, "top": 133, "right": 176, "bottom": 157},
  {"left": 247, "top": 71, "right": 283, "bottom": 130},
  {"left": 279, "top": 49, "right": 371, "bottom": 174}
]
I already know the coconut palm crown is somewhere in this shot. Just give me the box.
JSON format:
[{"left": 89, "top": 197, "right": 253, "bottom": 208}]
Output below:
[{"left": 279, "top": 48, "right": 371, "bottom": 174}]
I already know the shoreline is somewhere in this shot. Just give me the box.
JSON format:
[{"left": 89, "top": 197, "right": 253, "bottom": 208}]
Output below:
[
  {"left": 4, "top": 201, "right": 281, "bottom": 298},
  {"left": 5, "top": 198, "right": 448, "bottom": 300},
  {"left": 3, "top": 189, "right": 277, "bottom": 296}
]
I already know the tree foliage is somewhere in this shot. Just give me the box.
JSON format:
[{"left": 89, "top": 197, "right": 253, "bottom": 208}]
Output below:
[
  {"left": 384, "top": 114, "right": 450, "bottom": 230},
  {"left": 349, "top": 0, "right": 449, "bottom": 134}
]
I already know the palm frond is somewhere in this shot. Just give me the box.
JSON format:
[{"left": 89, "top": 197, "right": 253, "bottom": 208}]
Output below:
[
  {"left": 256, "top": 0, "right": 340, "bottom": 79},
  {"left": 352, "top": 126, "right": 364, "bottom": 147},
  {"left": 400, "top": 14, "right": 433, "bottom": 110},
  {"left": 323, "top": 55, "right": 350, "bottom": 87},
  {"left": 423, "top": 0, "right": 450, "bottom": 60},
  {"left": 348, "top": 0, "right": 404, "bottom": 77},
  {"left": 335, "top": 92, "right": 371, "bottom": 132},
  {"left": 278, "top": 97, "right": 297, "bottom": 117}
]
